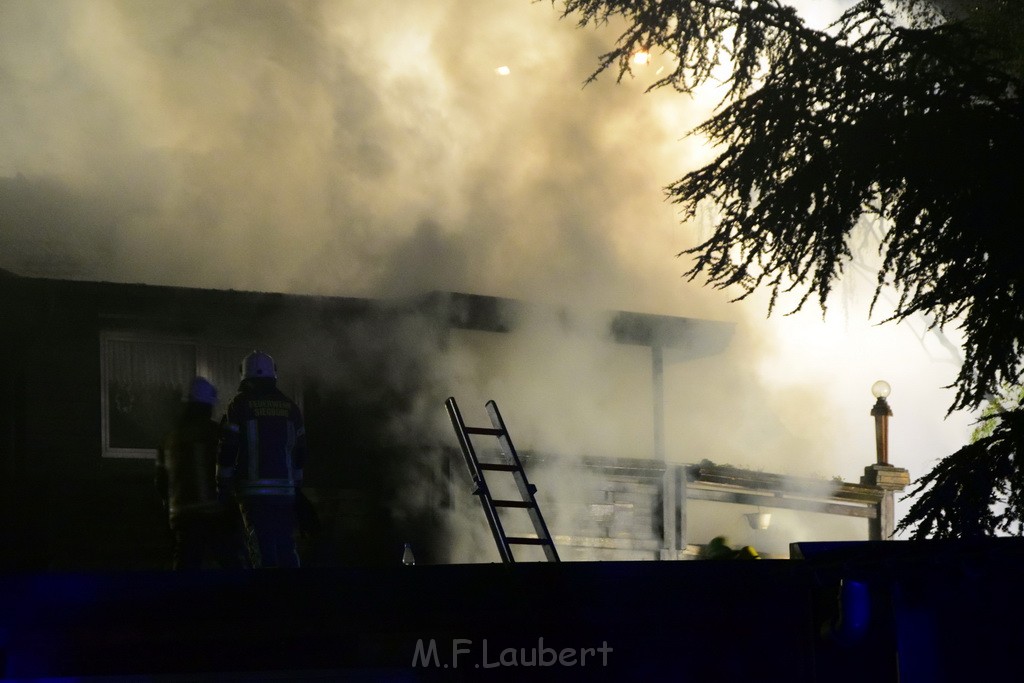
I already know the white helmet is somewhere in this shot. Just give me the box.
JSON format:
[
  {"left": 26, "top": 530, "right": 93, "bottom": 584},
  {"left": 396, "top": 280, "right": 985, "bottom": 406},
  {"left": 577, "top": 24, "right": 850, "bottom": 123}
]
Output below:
[
  {"left": 188, "top": 377, "right": 218, "bottom": 405},
  {"left": 241, "top": 350, "right": 277, "bottom": 380}
]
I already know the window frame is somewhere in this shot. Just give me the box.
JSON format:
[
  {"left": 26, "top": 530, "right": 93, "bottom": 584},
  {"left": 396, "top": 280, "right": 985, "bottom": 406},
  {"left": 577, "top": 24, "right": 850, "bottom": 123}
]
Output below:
[{"left": 99, "top": 331, "right": 303, "bottom": 459}]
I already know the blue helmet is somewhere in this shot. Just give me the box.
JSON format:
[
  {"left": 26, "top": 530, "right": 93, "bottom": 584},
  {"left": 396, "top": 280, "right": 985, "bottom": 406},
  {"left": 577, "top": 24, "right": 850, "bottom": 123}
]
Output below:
[
  {"left": 241, "top": 350, "right": 277, "bottom": 380},
  {"left": 188, "top": 376, "right": 218, "bottom": 405}
]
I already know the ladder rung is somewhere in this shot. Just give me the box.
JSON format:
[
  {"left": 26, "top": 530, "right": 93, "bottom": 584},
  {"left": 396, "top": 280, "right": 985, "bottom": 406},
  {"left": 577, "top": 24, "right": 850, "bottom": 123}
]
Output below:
[
  {"left": 492, "top": 500, "right": 534, "bottom": 508},
  {"left": 479, "top": 463, "right": 519, "bottom": 472},
  {"left": 506, "top": 537, "right": 552, "bottom": 546},
  {"left": 465, "top": 427, "right": 505, "bottom": 436}
]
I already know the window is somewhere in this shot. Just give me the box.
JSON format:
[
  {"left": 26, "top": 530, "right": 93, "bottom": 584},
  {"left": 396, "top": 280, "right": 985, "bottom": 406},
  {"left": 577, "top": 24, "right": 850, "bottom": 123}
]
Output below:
[{"left": 100, "top": 333, "right": 255, "bottom": 459}]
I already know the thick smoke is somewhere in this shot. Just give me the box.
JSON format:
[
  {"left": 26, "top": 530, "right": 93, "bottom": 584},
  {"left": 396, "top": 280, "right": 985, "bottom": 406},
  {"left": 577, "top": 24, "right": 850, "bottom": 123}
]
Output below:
[
  {"left": 0, "top": 0, "right": 705, "bottom": 307},
  {"left": 1, "top": 0, "right": 974, "bottom": 556}
]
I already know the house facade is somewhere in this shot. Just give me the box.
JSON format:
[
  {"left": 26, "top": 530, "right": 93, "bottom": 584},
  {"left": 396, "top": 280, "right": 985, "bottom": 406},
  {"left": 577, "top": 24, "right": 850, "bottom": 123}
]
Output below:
[{"left": 0, "top": 270, "right": 900, "bottom": 570}]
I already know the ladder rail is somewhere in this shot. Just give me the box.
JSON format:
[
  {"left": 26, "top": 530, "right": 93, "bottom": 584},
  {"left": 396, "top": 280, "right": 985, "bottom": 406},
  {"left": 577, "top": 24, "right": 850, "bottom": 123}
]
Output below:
[
  {"left": 486, "top": 400, "right": 561, "bottom": 562},
  {"left": 445, "top": 397, "right": 514, "bottom": 563}
]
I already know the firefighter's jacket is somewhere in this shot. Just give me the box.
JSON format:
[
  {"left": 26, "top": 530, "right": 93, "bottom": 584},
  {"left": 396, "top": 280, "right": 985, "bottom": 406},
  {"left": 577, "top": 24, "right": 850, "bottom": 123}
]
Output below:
[
  {"left": 156, "top": 404, "right": 223, "bottom": 523},
  {"left": 217, "top": 378, "right": 306, "bottom": 498}
]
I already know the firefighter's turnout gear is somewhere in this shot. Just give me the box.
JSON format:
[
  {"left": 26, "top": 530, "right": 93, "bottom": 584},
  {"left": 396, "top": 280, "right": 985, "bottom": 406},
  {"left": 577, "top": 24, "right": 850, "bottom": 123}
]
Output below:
[
  {"left": 217, "top": 352, "right": 307, "bottom": 568},
  {"left": 156, "top": 378, "right": 246, "bottom": 569},
  {"left": 698, "top": 536, "right": 761, "bottom": 560}
]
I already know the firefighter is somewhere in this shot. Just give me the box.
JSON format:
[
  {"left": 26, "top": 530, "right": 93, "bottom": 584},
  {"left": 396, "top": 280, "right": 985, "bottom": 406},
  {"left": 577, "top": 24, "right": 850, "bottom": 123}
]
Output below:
[
  {"left": 217, "top": 350, "right": 307, "bottom": 568},
  {"left": 697, "top": 536, "right": 761, "bottom": 560},
  {"left": 156, "top": 377, "right": 246, "bottom": 569}
]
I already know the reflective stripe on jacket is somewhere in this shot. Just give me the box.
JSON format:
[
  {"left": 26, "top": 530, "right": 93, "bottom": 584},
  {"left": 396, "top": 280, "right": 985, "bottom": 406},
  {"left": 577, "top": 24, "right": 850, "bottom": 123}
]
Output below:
[{"left": 217, "top": 379, "right": 306, "bottom": 497}]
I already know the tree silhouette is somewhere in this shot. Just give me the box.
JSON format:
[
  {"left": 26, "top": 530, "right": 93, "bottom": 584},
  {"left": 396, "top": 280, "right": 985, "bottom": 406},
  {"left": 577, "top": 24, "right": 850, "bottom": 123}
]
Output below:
[
  {"left": 897, "top": 399, "right": 1024, "bottom": 538},
  {"left": 554, "top": 0, "right": 1024, "bottom": 537}
]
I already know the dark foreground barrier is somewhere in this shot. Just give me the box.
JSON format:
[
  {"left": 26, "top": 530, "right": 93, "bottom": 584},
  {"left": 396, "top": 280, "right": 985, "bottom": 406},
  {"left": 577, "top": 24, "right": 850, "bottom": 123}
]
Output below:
[
  {"left": 0, "top": 560, "right": 811, "bottom": 681},
  {"left": 2, "top": 538, "right": 1023, "bottom": 681}
]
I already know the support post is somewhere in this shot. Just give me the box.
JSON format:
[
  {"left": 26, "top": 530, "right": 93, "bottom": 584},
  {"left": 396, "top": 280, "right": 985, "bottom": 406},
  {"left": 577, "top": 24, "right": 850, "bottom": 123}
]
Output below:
[
  {"left": 652, "top": 345, "right": 664, "bottom": 461},
  {"left": 863, "top": 381, "right": 907, "bottom": 539},
  {"left": 660, "top": 465, "right": 686, "bottom": 559},
  {"left": 861, "top": 465, "right": 910, "bottom": 540}
]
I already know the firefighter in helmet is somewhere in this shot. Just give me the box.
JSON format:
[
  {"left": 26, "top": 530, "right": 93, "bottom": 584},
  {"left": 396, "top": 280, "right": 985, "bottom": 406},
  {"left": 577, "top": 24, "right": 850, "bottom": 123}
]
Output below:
[
  {"left": 156, "top": 377, "right": 246, "bottom": 569},
  {"left": 217, "top": 350, "right": 307, "bottom": 568}
]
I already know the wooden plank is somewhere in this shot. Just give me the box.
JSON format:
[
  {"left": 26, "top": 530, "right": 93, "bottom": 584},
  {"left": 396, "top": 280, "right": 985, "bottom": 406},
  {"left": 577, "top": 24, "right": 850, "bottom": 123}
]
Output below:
[
  {"left": 688, "top": 463, "right": 884, "bottom": 503},
  {"left": 685, "top": 487, "right": 877, "bottom": 519}
]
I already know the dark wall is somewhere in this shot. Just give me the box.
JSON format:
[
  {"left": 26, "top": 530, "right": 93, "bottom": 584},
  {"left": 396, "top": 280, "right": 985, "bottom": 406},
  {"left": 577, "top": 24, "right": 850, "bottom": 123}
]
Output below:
[
  {"left": 0, "top": 274, "right": 450, "bottom": 571},
  {"left": 3, "top": 277, "right": 171, "bottom": 569}
]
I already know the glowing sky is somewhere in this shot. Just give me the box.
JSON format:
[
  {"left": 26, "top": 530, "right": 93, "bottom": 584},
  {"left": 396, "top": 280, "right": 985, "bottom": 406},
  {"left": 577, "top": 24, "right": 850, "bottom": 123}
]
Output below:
[{"left": 0, "top": 0, "right": 976, "bottom": 538}]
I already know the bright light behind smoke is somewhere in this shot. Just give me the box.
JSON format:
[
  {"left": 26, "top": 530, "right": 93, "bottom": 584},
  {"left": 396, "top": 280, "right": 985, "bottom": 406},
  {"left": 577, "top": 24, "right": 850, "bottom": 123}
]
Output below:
[{"left": 632, "top": 49, "right": 652, "bottom": 65}]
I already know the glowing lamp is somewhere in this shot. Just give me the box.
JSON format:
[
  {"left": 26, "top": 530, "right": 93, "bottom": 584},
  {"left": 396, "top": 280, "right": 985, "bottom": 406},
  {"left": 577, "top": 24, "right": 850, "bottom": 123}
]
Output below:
[
  {"left": 871, "top": 380, "right": 891, "bottom": 399},
  {"left": 870, "top": 380, "right": 893, "bottom": 465}
]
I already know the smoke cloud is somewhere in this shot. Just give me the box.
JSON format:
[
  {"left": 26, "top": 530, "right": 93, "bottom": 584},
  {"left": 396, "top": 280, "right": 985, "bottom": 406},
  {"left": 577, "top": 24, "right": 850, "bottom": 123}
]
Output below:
[
  {"left": 1, "top": 0, "right": 974, "bottom": 555},
  {"left": 0, "top": 0, "right": 708, "bottom": 306}
]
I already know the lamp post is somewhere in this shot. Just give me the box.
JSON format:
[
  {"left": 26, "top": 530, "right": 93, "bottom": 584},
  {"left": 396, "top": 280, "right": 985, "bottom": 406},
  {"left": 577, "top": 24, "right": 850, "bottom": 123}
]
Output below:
[
  {"left": 870, "top": 380, "right": 893, "bottom": 465},
  {"left": 861, "top": 380, "right": 909, "bottom": 540}
]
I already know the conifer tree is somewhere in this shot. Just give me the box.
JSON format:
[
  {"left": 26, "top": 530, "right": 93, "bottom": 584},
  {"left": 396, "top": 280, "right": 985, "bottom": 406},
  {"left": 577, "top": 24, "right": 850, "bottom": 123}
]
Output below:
[{"left": 554, "top": 0, "right": 1024, "bottom": 537}]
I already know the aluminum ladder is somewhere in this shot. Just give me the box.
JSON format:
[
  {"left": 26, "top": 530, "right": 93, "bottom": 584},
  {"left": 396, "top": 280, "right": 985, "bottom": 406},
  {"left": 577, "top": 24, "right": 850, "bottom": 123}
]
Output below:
[{"left": 445, "top": 397, "right": 559, "bottom": 563}]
